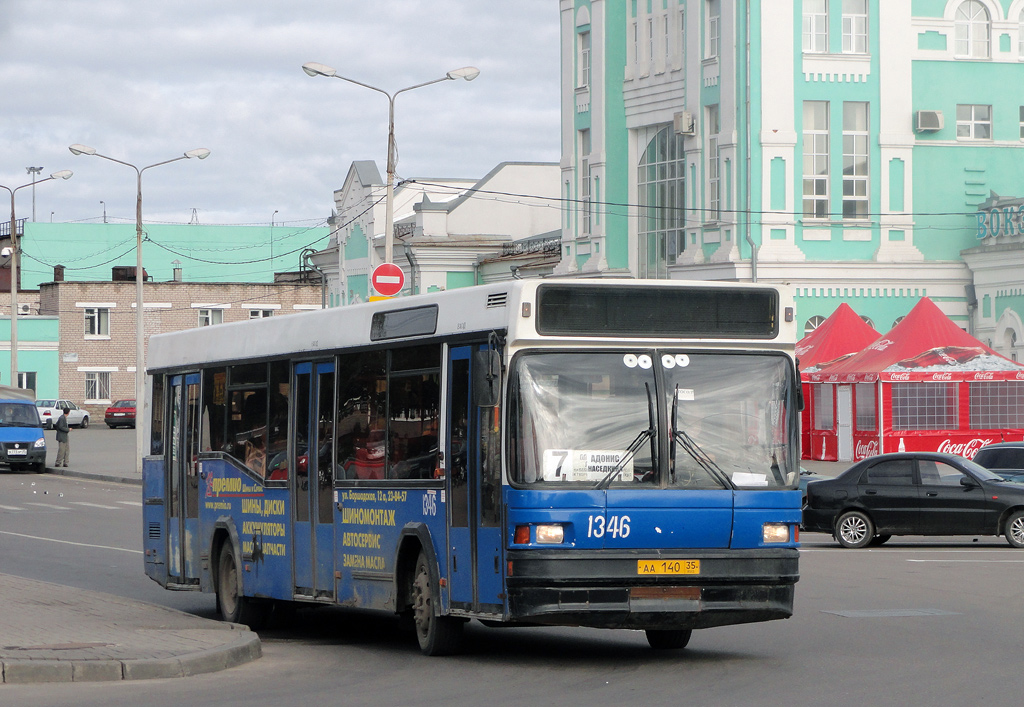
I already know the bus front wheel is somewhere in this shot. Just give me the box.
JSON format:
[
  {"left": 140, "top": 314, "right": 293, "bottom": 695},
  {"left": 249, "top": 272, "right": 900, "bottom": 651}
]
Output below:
[
  {"left": 411, "top": 551, "right": 463, "bottom": 656},
  {"left": 645, "top": 629, "right": 692, "bottom": 650},
  {"left": 217, "top": 543, "right": 269, "bottom": 629}
]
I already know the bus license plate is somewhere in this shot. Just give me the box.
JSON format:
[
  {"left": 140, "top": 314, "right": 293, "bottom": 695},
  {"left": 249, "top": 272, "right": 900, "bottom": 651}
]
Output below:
[
  {"left": 7, "top": 449, "right": 27, "bottom": 456},
  {"left": 637, "top": 559, "right": 699, "bottom": 575}
]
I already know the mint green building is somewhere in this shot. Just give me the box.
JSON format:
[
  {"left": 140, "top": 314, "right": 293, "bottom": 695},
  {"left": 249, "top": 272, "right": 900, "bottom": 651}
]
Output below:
[
  {"left": 21, "top": 222, "right": 330, "bottom": 288},
  {"left": 557, "top": 0, "right": 1024, "bottom": 361}
]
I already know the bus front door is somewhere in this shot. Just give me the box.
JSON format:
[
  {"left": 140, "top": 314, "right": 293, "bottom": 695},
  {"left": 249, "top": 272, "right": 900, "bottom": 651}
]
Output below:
[
  {"left": 292, "top": 361, "right": 337, "bottom": 600},
  {"left": 167, "top": 373, "right": 201, "bottom": 585},
  {"left": 447, "top": 345, "right": 504, "bottom": 615}
]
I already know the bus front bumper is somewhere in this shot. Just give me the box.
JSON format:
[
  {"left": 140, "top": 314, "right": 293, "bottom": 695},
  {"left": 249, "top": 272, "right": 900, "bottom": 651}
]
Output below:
[{"left": 505, "top": 548, "right": 799, "bottom": 631}]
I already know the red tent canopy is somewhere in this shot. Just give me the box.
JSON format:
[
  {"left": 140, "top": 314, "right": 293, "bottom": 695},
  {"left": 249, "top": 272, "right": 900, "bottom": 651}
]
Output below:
[
  {"left": 796, "top": 303, "right": 880, "bottom": 372},
  {"left": 809, "top": 297, "right": 1024, "bottom": 383}
]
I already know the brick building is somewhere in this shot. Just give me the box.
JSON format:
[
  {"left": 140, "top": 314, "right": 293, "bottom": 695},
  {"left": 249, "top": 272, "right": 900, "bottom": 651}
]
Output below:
[{"left": 37, "top": 275, "right": 323, "bottom": 416}]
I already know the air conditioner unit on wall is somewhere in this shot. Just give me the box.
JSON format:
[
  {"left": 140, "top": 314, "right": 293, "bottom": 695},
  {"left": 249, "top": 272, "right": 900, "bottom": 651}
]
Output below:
[
  {"left": 674, "top": 110, "right": 696, "bottom": 136},
  {"left": 914, "top": 110, "right": 944, "bottom": 132},
  {"left": 17, "top": 303, "right": 30, "bottom": 315}
]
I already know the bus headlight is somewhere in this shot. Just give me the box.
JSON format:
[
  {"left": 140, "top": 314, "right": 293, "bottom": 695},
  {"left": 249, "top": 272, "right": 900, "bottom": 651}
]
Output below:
[
  {"left": 34, "top": 437, "right": 46, "bottom": 448},
  {"left": 535, "top": 524, "right": 565, "bottom": 544},
  {"left": 762, "top": 523, "right": 791, "bottom": 544}
]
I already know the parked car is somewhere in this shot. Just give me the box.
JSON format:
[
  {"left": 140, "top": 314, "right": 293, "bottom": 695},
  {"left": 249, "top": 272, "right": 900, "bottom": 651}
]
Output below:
[
  {"left": 104, "top": 399, "right": 136, "bottom": 429},
  {"left": 35, "top": 399, "right": 90, "bottom": 429},
  {"left": 798, "top": 467, "right": 821, "bottom": 505},
  {"left": 972, "top": 442, "right": 1024, "bottom": 483},
  {"left": 0, "top": 386, "right": 47, "bottom": 473},
  {"left": 802, "top": 452, "right": 1024, "bottom": 549}
]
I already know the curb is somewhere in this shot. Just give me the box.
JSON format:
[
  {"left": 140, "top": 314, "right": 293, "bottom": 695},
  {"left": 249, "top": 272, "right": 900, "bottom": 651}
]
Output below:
[
  {"left": 1, "top": 632, "right": 261, "bottom": 684},
  {"left": 45, "top": 466, "right": 142, "bottom": 486}
]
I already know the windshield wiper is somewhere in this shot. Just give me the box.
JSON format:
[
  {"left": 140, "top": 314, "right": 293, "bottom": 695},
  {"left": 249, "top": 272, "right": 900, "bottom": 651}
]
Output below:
[
  {"left": 671, "top": 384, "right": 734, "bottom": 490},
  {"left": 595, "top": 382, "right": 656, "bottom": 490}
]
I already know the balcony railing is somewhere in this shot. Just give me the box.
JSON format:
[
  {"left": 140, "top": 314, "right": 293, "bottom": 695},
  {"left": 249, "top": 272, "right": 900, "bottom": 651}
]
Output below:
[{"left": 0, "top": 218, "right": 26, "bottom": 238}]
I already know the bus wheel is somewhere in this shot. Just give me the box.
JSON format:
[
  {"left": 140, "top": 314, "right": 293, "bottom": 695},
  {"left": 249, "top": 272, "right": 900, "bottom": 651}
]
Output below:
[
  {"left": 217, "top": 543, "right": 269, "bottom": 629},
  {"left": 411, "top": 551, "right": 463, "bottom": 656},
  {"left": 645, "top": 629, "right": 692, "bottom": 650}
]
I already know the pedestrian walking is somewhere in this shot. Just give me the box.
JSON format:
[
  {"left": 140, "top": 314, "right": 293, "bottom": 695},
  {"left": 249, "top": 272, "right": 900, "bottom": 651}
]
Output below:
[{"left": 54, "top": 407, "right": 71, "bottom": 468}]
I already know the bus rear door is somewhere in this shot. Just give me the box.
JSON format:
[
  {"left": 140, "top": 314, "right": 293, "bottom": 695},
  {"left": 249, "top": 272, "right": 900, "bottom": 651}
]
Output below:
[
  {"left": 447, "top": 344, "right": 503, "bottom": 615},
  {"left": 293, "top": 361, "right": 336, "bottom": 600}
]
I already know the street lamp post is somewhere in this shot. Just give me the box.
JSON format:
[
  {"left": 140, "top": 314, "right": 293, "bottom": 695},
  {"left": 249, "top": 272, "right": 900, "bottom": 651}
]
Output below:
[
  {"left": 301, "top": 62, "right": 479, "bottom": 266},
  {"left": 26, "top": 167, "right": 43, "bottom": 222},
  {"left": 1, "top": 170, "right": 73, "bottom": 389},
  {"left": 68, "top": 145, "right": 210, "bottom": 474}
]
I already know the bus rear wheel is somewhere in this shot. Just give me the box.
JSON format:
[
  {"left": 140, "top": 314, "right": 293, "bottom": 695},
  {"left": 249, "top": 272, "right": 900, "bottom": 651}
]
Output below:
[
  {"left": 411, "top": 551, "right": 463, "bottom": 656},
  {"left": 217, "top": 543, "right": 269, "bottom": 629},
  {"left": 645, "top": 629, "right": 692, "bottom": 650}
]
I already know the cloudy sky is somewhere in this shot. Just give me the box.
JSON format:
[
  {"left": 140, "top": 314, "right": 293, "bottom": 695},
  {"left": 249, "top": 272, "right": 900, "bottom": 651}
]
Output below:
[{"left": 0, "top": 0, "right": 561, "bottom": 228}]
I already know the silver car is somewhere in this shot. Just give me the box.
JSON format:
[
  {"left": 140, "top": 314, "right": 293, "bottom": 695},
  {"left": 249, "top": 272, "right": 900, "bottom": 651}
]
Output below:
[{"left": 35, "top": 399, "right": 90, "bottom": 429}]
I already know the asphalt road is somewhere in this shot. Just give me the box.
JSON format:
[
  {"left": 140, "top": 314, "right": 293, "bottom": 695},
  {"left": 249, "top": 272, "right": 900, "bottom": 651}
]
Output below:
[{"left": 2, "top": 464, "right": 1022, "bottom": 706}]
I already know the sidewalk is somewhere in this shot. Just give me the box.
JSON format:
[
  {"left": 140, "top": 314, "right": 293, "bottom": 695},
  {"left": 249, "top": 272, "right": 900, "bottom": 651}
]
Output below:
[{"left": 0, "top": 573, "right": 260, "bottom": 684}]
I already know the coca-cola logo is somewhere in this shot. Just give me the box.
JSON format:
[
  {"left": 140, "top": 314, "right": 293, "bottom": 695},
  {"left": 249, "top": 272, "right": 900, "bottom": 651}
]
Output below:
[
  {"left": 855, "top": 440, "right": 879, "bottom": 459},
  {"left": 868, "top": 338, "right": 894, "bottom": 352},
  {"left": 890, "top": 372, "right": 911, "bottom": 381},
  {"left": 937, "top": 438, "right": 993, "bottom": 458},
  {"left": 973, "top": 372, "right": 995, "bottom": 380},
  {"left": 931, "top": 372, "right": 953, "bottom": 381},
  {"left": 1016, "top": 372, "right": 1024, "bottom": 380}
]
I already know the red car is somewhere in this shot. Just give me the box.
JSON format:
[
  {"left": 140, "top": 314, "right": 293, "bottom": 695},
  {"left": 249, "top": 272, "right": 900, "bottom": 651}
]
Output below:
[{"left": 104, "top": 400, "right": 136, "bottom": 429}]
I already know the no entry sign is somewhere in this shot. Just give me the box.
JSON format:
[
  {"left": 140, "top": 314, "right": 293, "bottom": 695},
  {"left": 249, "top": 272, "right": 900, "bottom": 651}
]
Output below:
[{"left": 371, "top": 262, "right": 405, "bottom": 297}]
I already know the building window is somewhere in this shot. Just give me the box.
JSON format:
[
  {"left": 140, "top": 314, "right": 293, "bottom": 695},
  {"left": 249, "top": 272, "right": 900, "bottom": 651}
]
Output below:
[
  {"left": 707, "top": 105, "right": 721, "bottom": 221},
  {"left": 970, "top": 381, "right": 1024, "bottom": 429},
  {"left": 637, "top": 126, "right": 686, "bottom": 278},
  {"left": 706, "top": 0, "right": 720, "bottom": 59},
  {"left": 892, "top": 383, "right": 958, "bottom": 431},
  {"left": 955, "top": 0, "right": 990, "bottom": 59},
  {"left": 84, "top": 307, "right": 110, "bottom": 338},
  {"left": 199, "top": 308, "right": 224, "bottom": 327},
  {"left": 842, "top": 102, "right": 869, "bottom": 220},
  {"left": 1019, "top": 9, "right": 1024, "bottom": 58},
  {"left": 803, "top": 101, "right": 830, "bottom": 218},
  {"left": 1019, "top": 106, "right": 1024, "bottom": 140},
  {"left": 648, "top": 17, "right": 655, "bottom": 61},
  {"left": 85, "top": 371, "right": 111, "bottom": 402},
  {"left": 580, "top": 129, "right": 592, "bottom": 235},
  {"left": 249, "top": 309, "right": 274, "bottom": 319},
  {"left": 17, "top": 372, "right": 36, "bottom": 392},
  {"left": 956, "top": 104, "right": 992, "bottom": 140},
  {"left": 803, "top": 0, "right": 828, "bottom": 53},
  {"left": 578, "top": 30, "right": 591, "bottom": 88},
  {"left": 842, "top": 0, "right": 868, "bottom": 54},
  {"left": 803, "top": 315, "right": 826, "bottom": 334},
  {"left": 855, "top": 383, "right": 877, "bottom": 431}
]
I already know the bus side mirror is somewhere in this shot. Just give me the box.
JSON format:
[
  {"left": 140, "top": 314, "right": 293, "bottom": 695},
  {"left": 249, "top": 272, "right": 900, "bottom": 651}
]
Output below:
[{"left": 473, "top": 349, "right": 502, "bottom": 408}]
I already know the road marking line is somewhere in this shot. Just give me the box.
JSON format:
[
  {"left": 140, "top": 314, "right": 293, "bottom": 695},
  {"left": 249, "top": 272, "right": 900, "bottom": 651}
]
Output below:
[
  {"left": 905, "top": 557, "right": 1024, "bottom": 561},
  {"left": 117, "top": 501, "right": 143, "bottom": 507},
  {"left": 24, "top": 502, "right": 72, "bottom": 510},
  {"left": 0, "top": 530, "right": 142, "bottom": 554},
  {"left": 0, "top": 504, "right": 24, "bottom": 511},
  {"left": 70, "top": 502, "right": 121, "bottom": 510}
]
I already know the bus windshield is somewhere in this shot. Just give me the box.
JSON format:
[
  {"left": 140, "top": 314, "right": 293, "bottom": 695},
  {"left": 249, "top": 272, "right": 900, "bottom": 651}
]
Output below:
[{"left": 510, "top": 350, "right": 797, "bottom": 489}]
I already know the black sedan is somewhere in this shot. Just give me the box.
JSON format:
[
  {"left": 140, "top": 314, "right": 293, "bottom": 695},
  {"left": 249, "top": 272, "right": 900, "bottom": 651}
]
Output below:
[
  {"left": 973, "top": 442, "right": 1024, "bottom": 483},
  {"left": 802, "top": 452, "right": 1024, "bottom": 548}
]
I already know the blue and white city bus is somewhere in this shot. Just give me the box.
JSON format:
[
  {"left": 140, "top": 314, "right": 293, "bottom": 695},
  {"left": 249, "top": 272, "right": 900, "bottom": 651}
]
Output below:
[{"left": 143, "top": 279, "right": 801, "bottom": 654}]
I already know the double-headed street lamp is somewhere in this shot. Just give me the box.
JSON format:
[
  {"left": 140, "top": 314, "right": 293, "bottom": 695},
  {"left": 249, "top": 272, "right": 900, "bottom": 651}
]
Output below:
[
  {"left": 1, "top": 170, "right": 73, "bottom": 389},
  {"left": 69, "top": 145, "right": 210, "bottom": 473},
  {"left": 301, "top": 62, "right": 480, "bottom": 266}
]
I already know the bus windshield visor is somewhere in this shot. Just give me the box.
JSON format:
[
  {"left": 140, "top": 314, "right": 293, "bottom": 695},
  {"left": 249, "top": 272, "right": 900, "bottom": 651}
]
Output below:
[{"left": 509, "top": 351, "right": 797, "bottom": 489}]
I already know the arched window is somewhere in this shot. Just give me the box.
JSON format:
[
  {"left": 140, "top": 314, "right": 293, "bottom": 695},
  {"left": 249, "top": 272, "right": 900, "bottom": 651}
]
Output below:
[
  {"left": 804, "top": 316, "right": 826, "bottom": 335},
  {"left": 860, "top": 315, "right": 874, "bottom": 329},
  {"left": 955, "top": 1, "right": 991, "bottom": 58},
  {"left": 892, "top": 315, "right": 905, "bottom": 329},
  {"left": 637, "top": 126, "right": 686, "bottom": 278}
]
